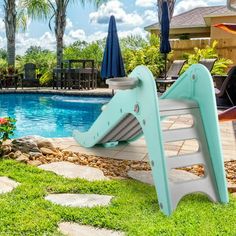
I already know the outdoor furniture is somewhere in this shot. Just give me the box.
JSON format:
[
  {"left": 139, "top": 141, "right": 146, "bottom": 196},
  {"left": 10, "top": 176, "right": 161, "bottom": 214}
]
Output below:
[
  {"left": 3, "top": 74, "right": 19, "bottom": 89},
  {"left": 199, "top": 58, "right": 217, "bottom": 72},
  {"left": 73, "top": 65, "right": 228, "bottom": 216},
  {"left": 20, "top": 63, "right": 40, "bottom": 88},
  {"left": 156, "top": 60, "right": 186, "bottom": 92},
  {"left": 52, "top": 68, "right": 67, "bottom": 89},
  {"left": 53, "top": 59, "right": 98, "bottom": 90},
  {"left": 214, "top": 66, "right": 236, "bottom": 107},
  {"left": 218, "top": 106, "right": 236, "bottom": 122}
]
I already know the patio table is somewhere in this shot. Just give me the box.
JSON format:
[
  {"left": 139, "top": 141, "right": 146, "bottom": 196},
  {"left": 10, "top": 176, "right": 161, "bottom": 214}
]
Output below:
[{"left": 62, "top": 59, "right": 97, "bottom": 90}]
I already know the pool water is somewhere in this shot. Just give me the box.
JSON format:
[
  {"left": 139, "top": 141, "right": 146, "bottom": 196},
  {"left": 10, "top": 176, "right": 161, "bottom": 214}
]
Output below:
[{"left": 0, "top": 93, "right": 111, "bottom": 138}]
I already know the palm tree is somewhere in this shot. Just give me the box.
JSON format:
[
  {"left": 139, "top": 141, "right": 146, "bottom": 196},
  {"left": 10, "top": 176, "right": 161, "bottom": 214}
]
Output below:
[
  {"left": 22, "top": 0, "right": 108, "bottom": 68},
  {"left": 4, "top": 0, "right": 17, "bottom": 67}
]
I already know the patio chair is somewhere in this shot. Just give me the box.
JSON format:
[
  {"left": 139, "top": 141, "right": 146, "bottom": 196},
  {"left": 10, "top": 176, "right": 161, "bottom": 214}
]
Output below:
[
  {"left": 156, "top": 60, "right": 186, "bottom": 92},
  {"left": 218, "top": 106, "right": 236, "bottom": 122},
  {"left": 73, "top": 65, "right": 228, "bottom": 216},
  {"left": 215, "top": 66, "right": 236, "bottom": 107},
  {"left": 199, "top": 58, "right": 217, "bottom": 72},
  {"left": 20, "top": 63, "right": 40, "bottom": 88}
]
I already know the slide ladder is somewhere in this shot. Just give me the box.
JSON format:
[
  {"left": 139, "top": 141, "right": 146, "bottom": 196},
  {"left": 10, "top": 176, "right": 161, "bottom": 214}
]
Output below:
[{"left": 73, "top": 65, "right": 228, "bottom": 216}]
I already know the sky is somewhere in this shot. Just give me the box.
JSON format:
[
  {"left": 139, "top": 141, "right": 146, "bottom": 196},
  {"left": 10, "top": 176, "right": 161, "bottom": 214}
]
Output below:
[{"left": 0, "top": 0, "right": 225, "bottom": 55}]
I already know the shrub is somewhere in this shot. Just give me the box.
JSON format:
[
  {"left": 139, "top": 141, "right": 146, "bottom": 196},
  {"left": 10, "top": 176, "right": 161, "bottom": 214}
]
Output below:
[
  {"left": 0, "top": 117, "right": 16, "bottom": 155},
  {"left": 123, "top": 34, "right": 167, "bottom": 77},
  {"left": 181, "top": 40, "right": 233, "bottom": 75},
  {"left": 17, "top": 46, "right": 56, "bottom": 86}
]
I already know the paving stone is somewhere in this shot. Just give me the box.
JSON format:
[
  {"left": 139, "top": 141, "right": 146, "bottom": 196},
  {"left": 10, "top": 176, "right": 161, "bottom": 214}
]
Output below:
[
  {"left": 0, "top": 177, "right": 19, "bottom": 194},
  {"left": 45, "top": 194, "right": 113, "bottom": 207},
  {"left": 128, "top": 169, "right": 199, "bottom": 185},
  {"left": 58, "top": 222, "right": 125, "bottom": 236},
  {"left": 38, "top": 161, "right": 108, "bottom": 181}
]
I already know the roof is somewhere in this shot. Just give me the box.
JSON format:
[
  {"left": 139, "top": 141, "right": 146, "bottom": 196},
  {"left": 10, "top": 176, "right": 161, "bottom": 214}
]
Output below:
[{"left": 145, "top": 5, "right": 235, "bottom": 31}]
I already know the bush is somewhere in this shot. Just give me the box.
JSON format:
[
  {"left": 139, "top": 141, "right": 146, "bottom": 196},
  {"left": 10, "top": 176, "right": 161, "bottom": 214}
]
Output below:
[
  {"left": 0, "top": 117, "right": 16, "bottom": 155},
  {"left": 123, "top": 34, "right": 167, "bottom": 77},
  {"left": 64, "top": 40, "right": 105, "bottom": 70},
  {"left": 181, "top": 41, "right": 233, "bottom": 75},
  {"left": 17, "top": 46, "right": 56, "bottom": 85}
]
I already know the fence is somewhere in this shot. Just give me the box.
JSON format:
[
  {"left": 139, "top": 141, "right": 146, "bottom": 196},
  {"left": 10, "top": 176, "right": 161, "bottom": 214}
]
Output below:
[{"left": 170, "top": 38, "right": 236, "bottom": 64}]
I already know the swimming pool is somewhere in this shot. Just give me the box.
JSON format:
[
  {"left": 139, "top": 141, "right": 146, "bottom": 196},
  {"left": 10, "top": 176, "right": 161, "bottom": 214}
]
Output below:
[{"left": 0, "top": 93, "right": 111, "bottom": 138}]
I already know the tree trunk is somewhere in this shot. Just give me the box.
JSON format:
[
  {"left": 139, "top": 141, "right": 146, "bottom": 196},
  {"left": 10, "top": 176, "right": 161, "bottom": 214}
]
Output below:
[
  {"left": 4, "top": 0, "right": 16, "bottom": 68},
  {"left": 55, "top": 1, "right": 66, "bottom": 68}
]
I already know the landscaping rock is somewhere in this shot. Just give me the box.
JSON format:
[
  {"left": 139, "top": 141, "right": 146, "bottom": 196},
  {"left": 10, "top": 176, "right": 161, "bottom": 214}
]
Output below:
[
  {"left": 45, "top": 194, "right": 113, "bottom": 207},
  {"left": 40, "top": 147, "right": 57, "bottom": 156},
  {"left": 128, "top": 169, "right": 199, "bottom": 185},
  {"left": 38, "top": 161, "right": 108, "bottom": 181},
  {"left": 28, "top": 160, "right": 42, "bottom": 166},
  {"left": 12, "top": 138, "right": 40, "bottom": 154},
  {"left": 0, "top": 177, "right": 19, "bottom": 194},
  {"left": 58, "top": 222, "right": 125, "bottom": 236},
  {"left": 13, "top": 150, "right": 22, "bottom": 159},
  {"left": 16, "top": 154, "right": 29, "bottom": 163}
]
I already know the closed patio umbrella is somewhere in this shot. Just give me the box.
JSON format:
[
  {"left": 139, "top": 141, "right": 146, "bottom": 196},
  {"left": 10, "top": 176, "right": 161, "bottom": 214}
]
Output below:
[
  {"left": 158, "top": 0, "right": 176, "bottom": 79},
  {"left": 101, "top": 15, "right": 125, "bottom": 80}
]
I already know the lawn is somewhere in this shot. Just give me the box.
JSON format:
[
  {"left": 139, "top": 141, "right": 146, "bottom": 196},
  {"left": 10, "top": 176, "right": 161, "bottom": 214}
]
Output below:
[{"left": 0, "top": 159, "right": 235, "bottom": 236}]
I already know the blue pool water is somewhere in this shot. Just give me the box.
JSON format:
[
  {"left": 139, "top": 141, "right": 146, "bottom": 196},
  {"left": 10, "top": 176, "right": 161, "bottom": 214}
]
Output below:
[{"left": 0, "top": 93, "right": 111, "bottom": 138}]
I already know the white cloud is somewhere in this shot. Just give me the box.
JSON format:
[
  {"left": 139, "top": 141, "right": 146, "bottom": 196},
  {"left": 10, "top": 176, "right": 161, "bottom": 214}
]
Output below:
[
  {"left": 13, "top": 25, "right": 149, "bottom": 55},
  {"left": 66, "top": 18, "right": 73, "bottom": 29},
  {"left": 143, "top": 10, "right": 157, "bottom": 22},
  {"left": 15, "top": 32, "right": 56, "bottom": 55},
  {"left": 0, "top": 18, "right": 5, "bottom": 33},
  {"left": 89, "top": 0, "right": 143, "bottom": 26},
  {"left": 174, "top": 0, "right": 225, "bottom": 15},
  {"left": 135, "top": 0, "right": 156, "bottom": 8},
  {"left": 67, "top": 29, "right": 86, "bottom": 42},
  {"left": 117, "top": 27, "right": 148, "bottom": 39}
]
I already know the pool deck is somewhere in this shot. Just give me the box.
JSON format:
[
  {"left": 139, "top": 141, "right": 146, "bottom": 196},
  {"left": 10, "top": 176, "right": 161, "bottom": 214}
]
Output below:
[
  {"left": 1, "top": 87, "right": 235, "bottom": 162},
  {"left": 50, "top": 117, "right": 236, "bottom": 162}
]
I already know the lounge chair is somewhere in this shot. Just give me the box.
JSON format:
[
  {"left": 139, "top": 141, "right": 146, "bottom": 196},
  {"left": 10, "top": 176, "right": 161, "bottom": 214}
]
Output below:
[
  {"left": 20, "top": 63, "right": 40, "bottom": 88},
  {"left": 215, "top": 66, "right": 236, "bottom": 107},
  {"left": 156, "top": 60, "right": 186, "bottom": 92},
  {"left": 199, "top": 58, "right": 217, "bottom": 72},
  {"left": 218, "top": 106, "right": 236, "bottom": 122},
  {"left": 73, "top": 64, "right": 228, "bottom": 216}
]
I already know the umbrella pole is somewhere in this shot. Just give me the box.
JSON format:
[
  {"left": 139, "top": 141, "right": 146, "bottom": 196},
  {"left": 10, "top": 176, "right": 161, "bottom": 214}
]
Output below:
[{"left": 164, "top": 53, "right": 167, "bottom": 79}]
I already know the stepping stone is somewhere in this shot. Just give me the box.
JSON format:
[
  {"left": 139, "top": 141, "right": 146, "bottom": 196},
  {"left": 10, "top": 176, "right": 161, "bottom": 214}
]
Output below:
[
  {"left": 0, "top": 177, "right": 19, "bottom": 194},
  {"left": 128, "top": 169, "right": 199, "bottom": 185},
  {"left": 38, "top": 161, "right": 108, "bottom": 181},
  {"left": 45, "top": 194, "right": 113, "bottom": 207},
  {"left": 59, "top": 222, "right": 125, "bottom": 236}
]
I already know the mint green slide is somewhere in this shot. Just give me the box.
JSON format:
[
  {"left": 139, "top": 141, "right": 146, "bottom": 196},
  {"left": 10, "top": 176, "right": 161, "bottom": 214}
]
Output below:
[{"left": 73, "top": 64, "right": 228, "bottom": 216}]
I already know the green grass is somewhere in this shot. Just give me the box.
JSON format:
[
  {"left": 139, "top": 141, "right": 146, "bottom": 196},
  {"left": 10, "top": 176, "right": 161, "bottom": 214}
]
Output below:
[{"left": 0, "top": 159, "right": 235, "bottom": 235}]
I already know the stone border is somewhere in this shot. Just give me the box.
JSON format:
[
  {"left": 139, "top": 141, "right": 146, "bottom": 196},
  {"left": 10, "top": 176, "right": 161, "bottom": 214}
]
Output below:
[{"left": 0, "top": 88, "right": 113, "bottom": 97}]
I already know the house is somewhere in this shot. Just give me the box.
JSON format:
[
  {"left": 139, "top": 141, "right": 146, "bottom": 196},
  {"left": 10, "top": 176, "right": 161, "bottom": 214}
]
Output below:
[{"left": 145, "top": 6, "right": 236, "bottom": 40}]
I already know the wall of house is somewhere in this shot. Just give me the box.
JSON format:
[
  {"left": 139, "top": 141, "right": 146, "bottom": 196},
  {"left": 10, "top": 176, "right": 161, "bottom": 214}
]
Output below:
[
  {"left": 210, "top": 16, "right": 236, "bottom": 39},
  {"left": 170, "top": 38, "right": 236, "bottom": 66}
]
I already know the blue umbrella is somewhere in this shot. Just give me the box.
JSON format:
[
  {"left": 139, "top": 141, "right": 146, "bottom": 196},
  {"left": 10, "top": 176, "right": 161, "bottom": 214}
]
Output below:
[
  {"left": 158, "top": 0, "right": 175, "bottom": 79},
  {"left": 101, "top": 15, "right": 125, "bottom": 80},
  {"left": 160, "top": 1, "right": 171, "bottom": 54}
]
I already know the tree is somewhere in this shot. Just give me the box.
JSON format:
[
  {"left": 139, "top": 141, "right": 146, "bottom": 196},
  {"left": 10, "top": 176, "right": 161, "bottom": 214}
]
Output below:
[
  {"left": 4, "top": 0, "right": 17, "bottom": 67},
  {"left": 22, "top": 0, "right": 108, "bottom": 68}
]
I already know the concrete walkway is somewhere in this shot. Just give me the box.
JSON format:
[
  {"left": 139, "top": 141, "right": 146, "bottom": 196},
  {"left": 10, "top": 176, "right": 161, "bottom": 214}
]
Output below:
[{"left": 50, "top": 116, "right": 236, "bottom": 162}]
